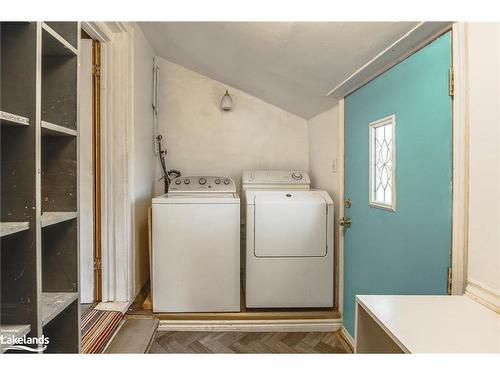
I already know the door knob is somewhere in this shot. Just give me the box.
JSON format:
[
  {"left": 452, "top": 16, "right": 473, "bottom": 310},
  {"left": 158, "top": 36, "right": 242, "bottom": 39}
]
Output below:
[{"left": 340, "top": 217, "right": 352, "bottom": 228}]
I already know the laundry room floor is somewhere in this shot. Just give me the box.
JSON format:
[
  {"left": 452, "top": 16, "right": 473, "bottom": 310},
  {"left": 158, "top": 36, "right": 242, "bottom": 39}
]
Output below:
[
  {"left": 126, "top": 284, "right": 349, "bottom": 354},
  {"left": 148, "top": 331, "right": 351, "bottom": 354}
]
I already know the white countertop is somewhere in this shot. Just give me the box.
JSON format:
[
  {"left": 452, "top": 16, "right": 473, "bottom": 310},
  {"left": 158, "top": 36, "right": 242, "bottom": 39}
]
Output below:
[{"left": 356, "top": 295, "right": 500, "bottom": 353}]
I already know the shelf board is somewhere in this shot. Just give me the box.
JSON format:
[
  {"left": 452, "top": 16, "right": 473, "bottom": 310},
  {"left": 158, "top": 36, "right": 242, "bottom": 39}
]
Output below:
[
  {"left": 0, "top": 324, "right": 31, "bottom": 353},
  {"left": 42, "top": 23, "right": 78, "bottom": 57},
  {"left": 0, "top": 222, "right": 30, "bottom": 238},
  {"left": 41, "top": 120, "right": 77, "bottom": 136},
  {"left": 41, "top": 292, "right": 78, "bottom": 326},
  {"left": 41, "top": 212, "right": 77, "bottom": 228},
  {"left": 0, "top": 110, "right": 30, "bottom": 126}
]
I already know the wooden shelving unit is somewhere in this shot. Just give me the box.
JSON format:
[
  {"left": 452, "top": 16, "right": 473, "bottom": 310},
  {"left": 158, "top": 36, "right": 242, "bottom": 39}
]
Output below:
[
  {"left": 41, "top": 212, "right": 77, "bottom": 227},
  {"left": 41, "top": 121, "right": 77, "bottom": 137},
  {"left": 42, "top": 23, "right": 78, "bottom": 57},
  {"left": 1, "top": 21, "right": 80, "bottom": 353},
  {"left": 41, "top": 292, "right": 79, "bottom": 326},
  {"left": 0, "top": 111, "right": 30, "bottom": 126},
  {"left": 0, "top": 222, "right": 30, "bottom": 237},
  {"left": 1, "top": 21, "right": 40, "bottom": 354}
]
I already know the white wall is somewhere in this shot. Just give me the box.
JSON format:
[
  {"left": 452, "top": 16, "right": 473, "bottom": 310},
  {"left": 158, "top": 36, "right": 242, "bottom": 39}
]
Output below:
[
  {"left": 308, "top": 105, "right": 340, "bottom": 207},
  {"left": 154, "top": 59, "right": 309, "bottom": 195},
  {"left": 131, "top": 24, "right": 155, "bottom": 297},
  {"left": 307, "top": 104, "right": 340, "bottom": 305},
  {"left": 79, "top": 39, "right": 94, "bottom": 303},
  {"left": 466, "top": 22, "right": 500, "bottom": 304}
]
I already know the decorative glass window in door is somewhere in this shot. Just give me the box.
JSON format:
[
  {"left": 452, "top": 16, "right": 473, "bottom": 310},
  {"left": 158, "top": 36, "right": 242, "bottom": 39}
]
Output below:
[{"left": 369, "top": 114, "right": 396, "bottom": 211}]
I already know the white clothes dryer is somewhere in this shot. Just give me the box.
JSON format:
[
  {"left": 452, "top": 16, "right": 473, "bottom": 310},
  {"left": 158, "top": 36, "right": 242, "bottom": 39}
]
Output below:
[{"left": 242, "top": 170, "right": 334, "bottom": 308}]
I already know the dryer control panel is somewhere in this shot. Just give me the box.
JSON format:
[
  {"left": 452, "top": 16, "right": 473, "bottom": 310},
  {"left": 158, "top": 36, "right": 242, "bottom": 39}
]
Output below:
[
  {"left": 242, "top": 170, "right": 311, "bottom": 186},
  {"left": 169, "top": 176, "right": 236, "bottom": 193}
]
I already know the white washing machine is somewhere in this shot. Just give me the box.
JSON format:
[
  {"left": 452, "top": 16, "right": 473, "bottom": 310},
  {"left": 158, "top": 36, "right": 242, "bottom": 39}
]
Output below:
[
  {"left": 242, "top": 170, "right": 334, "bottom": 308},
  {"left": 152, "top": 176, "right": 240, "bottom": 312}
]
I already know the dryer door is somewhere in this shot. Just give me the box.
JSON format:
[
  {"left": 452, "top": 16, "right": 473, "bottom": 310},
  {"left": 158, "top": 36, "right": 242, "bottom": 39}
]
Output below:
[{"left": 253, "top": 191, "right": 327, "bottom": 257}]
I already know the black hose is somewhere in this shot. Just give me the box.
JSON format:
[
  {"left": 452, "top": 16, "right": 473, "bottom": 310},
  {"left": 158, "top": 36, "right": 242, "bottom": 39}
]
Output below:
[
  {"left": 157, "top": 135, "right": 170, "bottom": 193},
  {"left": 157, "top": 135, "right": 181, "bottom": 194}
]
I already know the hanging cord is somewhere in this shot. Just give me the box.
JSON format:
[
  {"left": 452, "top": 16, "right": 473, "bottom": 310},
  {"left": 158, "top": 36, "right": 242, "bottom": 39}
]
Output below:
[
  {"left": 157, "top": 135, "right": 180, "bottom": 193},
  {"left": 153, "top": 61, "right": 180, "bottom": 193},
  {"left": 157, "top": 135, "right": 169, "bottom": 193}
]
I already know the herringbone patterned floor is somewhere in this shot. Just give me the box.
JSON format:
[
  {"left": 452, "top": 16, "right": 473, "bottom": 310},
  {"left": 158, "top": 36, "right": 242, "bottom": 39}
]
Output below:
[{"left": 149, "top": 331, "right": 351, "bottom": 353}]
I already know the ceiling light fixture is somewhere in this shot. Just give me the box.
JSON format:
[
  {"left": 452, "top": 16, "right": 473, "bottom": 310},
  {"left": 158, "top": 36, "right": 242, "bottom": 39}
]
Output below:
[{"left": 221, "top": 89, "right": 232, "bottom": 112}]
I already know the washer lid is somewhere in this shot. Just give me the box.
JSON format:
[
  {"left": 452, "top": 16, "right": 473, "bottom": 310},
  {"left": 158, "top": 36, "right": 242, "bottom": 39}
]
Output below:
[
  {"left": 253, "top": 191, "right": 327, "bottom": 257},
  {"left": 242, "top": 170, "right": 310, "bottom": 186}
]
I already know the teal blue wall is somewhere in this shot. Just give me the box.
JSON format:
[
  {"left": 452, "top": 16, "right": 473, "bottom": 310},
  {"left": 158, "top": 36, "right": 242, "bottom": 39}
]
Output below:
[{"left": 343, "top": 32, "right": 452, "bottom": 336}]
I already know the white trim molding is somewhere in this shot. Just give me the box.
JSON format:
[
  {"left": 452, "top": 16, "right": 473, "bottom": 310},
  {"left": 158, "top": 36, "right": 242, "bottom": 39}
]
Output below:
[
  {"left": 82, "top": 22, "right": 135, "bottom": 303},
  {"left": 450, "top": 22, "right": 469, "bottom": 295},
  {"left": 102, "top": 28, "right": 134, "bottom": 302},
  {"left": 337, "top": 98, "right": 345, "bottom": 316},
  {"left": 327, "top": 22, "right": 452, "bottom": 99},
  {"left": 466, "top": 278, "right": 500, "bottom": 313},
  {"left": 81, "top": 22, "right": 113, "bottom": 42},
  {"left": 158, "top": 319, "right": 342, "bottom": 333},
  {"left": 340, "top": 326, "right": 355, "bottom": 350}
]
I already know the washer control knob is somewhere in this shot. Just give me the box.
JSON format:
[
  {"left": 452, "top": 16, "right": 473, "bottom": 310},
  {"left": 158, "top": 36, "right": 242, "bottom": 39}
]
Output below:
[
  {"left": 215, "top": 178, "right": 221, "bottom": 184},
  {"left": 291, "top": 172, "right": 303, "bottom": 180},
  {"left": 184, "top": 178, "right": 190, "bottom": 184},
  {"left": 175, "top": 179, "right": 181, "bottom": 185},
  {"left": 199, "top": 177, "right": 206, "bottom": 185},
  {"left": 223, "top": 178, "right": 230, "bottom": 185}
]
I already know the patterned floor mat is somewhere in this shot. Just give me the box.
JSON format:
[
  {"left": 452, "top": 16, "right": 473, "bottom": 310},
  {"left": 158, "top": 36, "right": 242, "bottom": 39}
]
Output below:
[{"left": 81, "top": 308, "right": 123, "bottom": 354}]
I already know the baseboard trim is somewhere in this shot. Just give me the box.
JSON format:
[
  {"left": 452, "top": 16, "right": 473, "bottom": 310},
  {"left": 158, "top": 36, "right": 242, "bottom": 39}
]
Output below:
[
  {"left": 158, "top": 319, "right": 342, "bottom": 332},
  {"left": 466, "top": 279, "right": 500, "bottom": 313},
  {"left": 340, "top": 326, "right": 355, "bottom": 351}
]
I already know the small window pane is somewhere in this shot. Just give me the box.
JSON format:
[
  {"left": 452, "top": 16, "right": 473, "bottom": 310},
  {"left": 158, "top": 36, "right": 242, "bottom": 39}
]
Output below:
[{"left": 369, "top": 115, "right": 396, "bottom": 211}]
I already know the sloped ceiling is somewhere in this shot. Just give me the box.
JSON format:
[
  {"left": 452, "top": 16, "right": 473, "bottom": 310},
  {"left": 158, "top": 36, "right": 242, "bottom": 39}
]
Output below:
[{"left": 138, "top": 22, "right": 419, "bottom": 119}]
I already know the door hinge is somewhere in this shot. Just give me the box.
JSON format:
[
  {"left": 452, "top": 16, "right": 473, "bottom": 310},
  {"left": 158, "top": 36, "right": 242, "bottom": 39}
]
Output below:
[
  {"left": 92, "top": 64, "right": 101, "bottom": 77},
  {"left": 447, "top": 267, "right": 452, "bottom": 295},
  {"left": 94, "top": 258, "right": 102, "bottom": 271},
  {"left": 448, "top": 68, "right": 454, "bottom": 98}
]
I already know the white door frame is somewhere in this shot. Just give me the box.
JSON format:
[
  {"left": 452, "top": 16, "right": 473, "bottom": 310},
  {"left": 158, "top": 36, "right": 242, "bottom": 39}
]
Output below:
[
  {"left": 450, "top": 22, "right": 469, "bottom": 295},
  {"left": 80, "top": 22, "right": 135, "bottom": 303},
  {"left": 78, "top": 38, "right": 94, "bottom": 303},
  {"left": 337, "top": 23, "right": 469, "bottom": 335}
]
